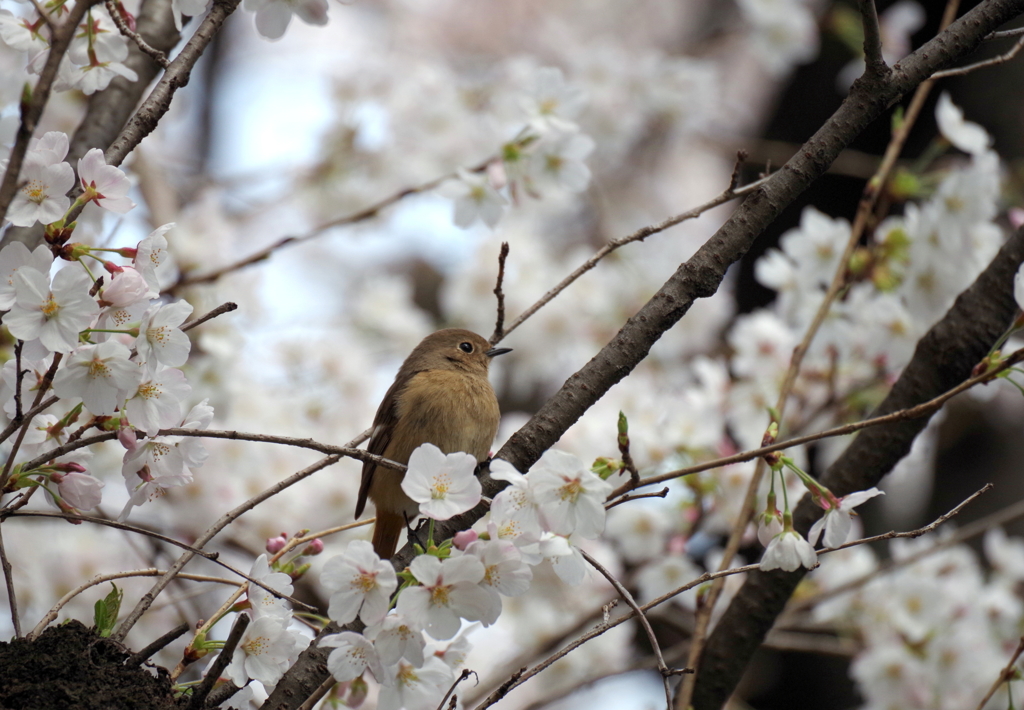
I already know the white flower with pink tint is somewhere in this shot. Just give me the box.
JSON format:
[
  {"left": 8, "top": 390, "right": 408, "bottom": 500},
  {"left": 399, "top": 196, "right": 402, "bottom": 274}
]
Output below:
[
  {"left": 529, "top": 449, "right": 612, "bottom": 538},
  {"left": 320, "top": 540, "right": 397, "bottom": 626},
  {"left": 136, "top": 300, "right": 193, "bottom": 367},
  {"left": 54, "top": 470, "right": 104, "bottom": 510},
  {"left": 401, "top": 443, "right": 481, "bottom": 520},
  {"left": 242, "top": 0, "right": 327, "bottom": 40},
  {"left": 0, "top": 242, "right": 53, "bottom": 310},
  {"left": 320, "top": 632, "right": 384, "bottom": 683},
  {"left": 124, "top": 365, "right": 191, "bottom": 437},
  {"left": 396, "top": 554, "right": 493, "bottom": 640},
  {"left": 53, "top": 341, "right": 141, "bottom": 416},
  {"left": 5, "top": 266, "right": 99, "bottom": 353},
  {"left": 77, "top": 148, "right": 134, "bottom": 214}
]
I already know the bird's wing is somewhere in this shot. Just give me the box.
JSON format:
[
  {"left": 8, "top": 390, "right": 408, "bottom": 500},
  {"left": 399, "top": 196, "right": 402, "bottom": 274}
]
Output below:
[{"left": 354, "top": 369, "right": 418, "bottom": 518}]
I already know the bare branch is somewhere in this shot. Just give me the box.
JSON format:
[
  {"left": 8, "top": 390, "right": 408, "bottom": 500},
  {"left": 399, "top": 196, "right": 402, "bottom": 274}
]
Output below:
[
  {"left": 181, "top": 301, "right": 238, "bottom": 332},
  {"left": 8, "top": 510, "right": 314, "bottom": 611},
  {"left": 580, "top": 549, "right": 679, "bottom": 710},
  {"left": 859, "top": 0, "right": 888, "bottom": 75},
  {"left": 188, "top": 613, "right": 250, "bottom": 710},
  {"left": 496, "top": 174, "right": 769, "bottom": 343},
  {"left": 104, "top": 0, "right": 170, "bottom": 68},
  {"left": 0, "top": 525, "right": 19, "bottom": 637},
  {"left": 932, "top": 33, "right": 1024, "bottom": 78},
  {"left": 609, "top": 347, "right": 1024, "bottom": 498},
  {"left": 0, "top": 354, "right": 62, "bottom": 492},
  {"left": 975, "top": 636, "right": 1024, "bottom": 710},
  {"left": 436, "top": 669, "right": 479, "bottom": 710},
  {"left": 127, "top": 621, "right": 191, "bottom": 666},
  {"left": 29, "top": 568, "right": 239, "bottom": 640},
  {"left": 14, "top": 427, "right": 406, "bottom": 479},
  {"left": 490, "top": 242, "right": 510, "bottom": 344}
]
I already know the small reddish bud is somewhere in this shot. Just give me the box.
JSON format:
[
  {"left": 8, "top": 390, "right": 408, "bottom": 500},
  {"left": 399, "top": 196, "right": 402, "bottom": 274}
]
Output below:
[
  {"left": 103, "top": 261, "right": 124, "bottom": 275},
  {"left": 266, "top": 535, "right": 288, "bottom": 554},
  {"left": 302, "top": 538, "right": 324, "bottom": 556},
  {"left": 452, "top": 529, "right": 478, "bottom": 550}
]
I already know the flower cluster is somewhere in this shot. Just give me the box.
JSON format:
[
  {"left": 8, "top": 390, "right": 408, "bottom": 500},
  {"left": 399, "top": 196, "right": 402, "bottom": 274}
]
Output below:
[
  {"left": 0, "top": 3, "right": 137, "bottom": 95},
  {"left": 294, "top": 446, "right": 610, "bottom": 709},
  {"left": 0, "top": 131, "right": 211, "bottom": 521},
  {"left": 436, "top": 67, "right": 595, "bottom": 231}
]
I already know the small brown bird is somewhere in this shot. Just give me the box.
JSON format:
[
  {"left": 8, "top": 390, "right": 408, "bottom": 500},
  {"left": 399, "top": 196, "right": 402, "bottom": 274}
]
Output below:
[{"left": 355, "top": 328, "right": 511, "bottom": 558}]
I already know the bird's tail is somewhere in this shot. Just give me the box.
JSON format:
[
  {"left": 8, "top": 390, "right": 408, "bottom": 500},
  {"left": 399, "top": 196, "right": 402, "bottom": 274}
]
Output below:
[{"left": 371, "top": 510, "right": 405, "bottom": 559}]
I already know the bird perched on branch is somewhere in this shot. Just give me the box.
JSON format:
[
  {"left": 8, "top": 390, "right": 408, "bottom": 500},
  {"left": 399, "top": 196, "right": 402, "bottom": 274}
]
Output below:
[{"left": 355, "top": 328, "right": 511, "bottom": 558}]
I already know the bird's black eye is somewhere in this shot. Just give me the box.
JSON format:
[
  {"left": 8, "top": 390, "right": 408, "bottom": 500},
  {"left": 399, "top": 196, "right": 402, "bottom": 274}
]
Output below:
[{"left": 459, "top": 342, "right": 474, "bottom": 353}]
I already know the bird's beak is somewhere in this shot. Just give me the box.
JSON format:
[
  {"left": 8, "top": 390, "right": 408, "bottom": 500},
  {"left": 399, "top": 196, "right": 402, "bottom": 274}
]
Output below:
[{"left": 486, "top": 347, "right": 512, "bottom": 358}]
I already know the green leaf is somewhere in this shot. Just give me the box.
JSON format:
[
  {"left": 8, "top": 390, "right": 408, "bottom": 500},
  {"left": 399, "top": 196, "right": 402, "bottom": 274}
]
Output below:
[{"left": 93, "top": 583, "right": 123, "bottom": 638}]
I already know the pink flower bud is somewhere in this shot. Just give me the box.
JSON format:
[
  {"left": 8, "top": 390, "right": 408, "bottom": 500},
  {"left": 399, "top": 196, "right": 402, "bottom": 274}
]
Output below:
[
  {"left": 53, "top": 462, "right": 87, "bottom": 473},
  {"left": 302, "top": 538, "right": 324, "bottom": 556},
  {"left": 266, "top": 535, "right": 288, "bottom": 553},
  {"left": 452, "top": 529, "right": 478, "bottom": 550},
  {"left": 117, "top": 247, "right": 138, "bottom": 259},
  {"left": 103, "top": 261, "right": 124, "bottom": 275},
  {"left": 118, "top": 426, "right": 137, "bottom": 452}
]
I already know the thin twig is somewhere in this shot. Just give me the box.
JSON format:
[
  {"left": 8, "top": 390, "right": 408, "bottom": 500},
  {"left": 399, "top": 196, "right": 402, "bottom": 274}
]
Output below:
[
  {"left": 29, "top": 568, "right": 239, "bottom": 640},
  {"left": 0, "top": 525, "right": 20, "bottom": 637},
  {"left": 827, "top": 483, "right": 992, "bottom": 551},
  {"left": 0, "top": 354, "right": 62, "bottom": 492},
  {"left": 14, "top": 427, "right": 406, "bottom": 479},
  {"left": 786, "top": 489, "right": 1024, "bottom": 616},
  {"left": 103, "top": 0, "right": 170, "bottom": 68},
  {"left": 436, "top": 669, "right": 479, "bottom": 710},
  {"left": 490, "top": 242, "right": 510, "bottom": 344},
  {"left": 496, "top": 174, "right": 770, "bottom": 342},
  {"left": 974, "top": 636, "right": 1024, "bottom": 710},
  {"left": 171, "top": 157, "right": 494, "bottom": 291},
  {"left": 179, "top": 518, "right": 373, "bottom": 674},
  {"left": 473, "top": 486, "right": 986, "bottom": 710},
  {"left": 987, "top": 27, "right": 1024, "bottom": 39},
  {"left": 297, "top": 677, "right": 336, "bottom": 710},
  {"left": 605, "top": 487, "right": 669, "bottom": 510},
  {"left": 728, "top": 150, "right": 748, "bottom": 192},
  {"left": 188, "top": 613, "right": 251, "bottom": 710},
  {"left": 8, "top": 510, "right": 314, "bottom": 610},
  {"left": 13, "top": 341, "right": 23, "bottom": 423},
  {"left": 181, "top": 301, "right": 239, "bottom": 332},
  {"left": 127, "top": 622, "right": 191, "bottom": 666},
  {"left": 608, "top": 347, "right": 1024, "bottom": 498},
  {"left": 932, "top": 33, "right": 1024, "bottom": 78},
  {"left": 111, "top": 450, "right": 347, "bottom": 642},
  {"left": 859, "top": 0, "right": 888, "bottom": 75},
  {"left": 580, "top": 549, "right": 678, "bottom": 710}
]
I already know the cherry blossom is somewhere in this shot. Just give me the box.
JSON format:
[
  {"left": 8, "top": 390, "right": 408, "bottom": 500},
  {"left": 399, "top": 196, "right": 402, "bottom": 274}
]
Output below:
[
  {"left": 53, "top": 470, "right": 104, "bottom": 510},
  {"left": 133, "top": 224, "right": 173, "bottom": 293},
  {"left": 760, "top": 526, "right": 817, "bottom": 572},
  {"left": 124, "top": 366, "right": 191, "bottom": 437},
  {"left": 136, "top": 300, "right": 193, "bottom": 367},
  {"left": 225, "top": 615, "right": 303, "bottom": 687},
  {"left": 5, "top": 266, "right": 99, "bottom": 353},
  {"left": 0, "top": 242, "right": 52, "bottom": 310},
  {"left": 99, "top": 266, "right": 152, "bottom": 309},
  {"left": 53, "top": 341, "right": 141, "bottom": 416},
  {"left": 247, "top": 554, "right": 294, "bottom": 621},
  {"left": 522, "top": 66, "right": 586, "bottom": 132},
  {"left": 364, "top": 613, "right": 425, "bottom": 667},
  {"left": 439, "top": 169, "right": 507, "bottom": 229},
  {"left": 377, "top": 657, "right": 454, "bottom": 710},
  {"left": 320, "top": 631, "right": 384, "bottom": 683},
  {"left": 528, "top": 448, "right": 612, "bottom": 538},
  {"left": 808, "top": 488, "right": 883, "bottom": 549},
  {"left": 400, "top": 443, "right": 481, "bottom": 520},
  {"left": 395, "top": 554, "right": 494, "bottom": 639},
  {"left": 77, "top": 148, "right": 135, "bottom": 214},
  {"left": 6, "top": 156, "right": 74, "bottom": 227},
  {"left": 461, "top": 537, "right": 532, "bottom": 599},
  {"left": 242, "top": 0, "right": 327, "bottom": 41},
  {"left": 936, "top": 92, "right": 991, "bottom": 156},
  {"left": 528, "top": 130, "right": 594, "bottom": 194},
  {"left": 320, "top": 539, "right": 397, "bottom": 626},
  {"left": 0, "top": 9, "right": 48, "bottom": 53}
]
